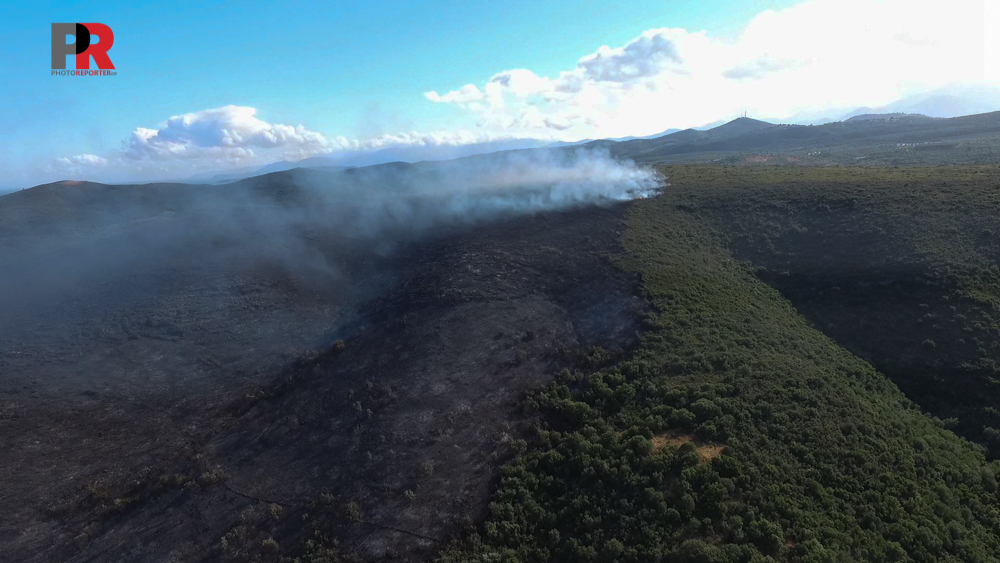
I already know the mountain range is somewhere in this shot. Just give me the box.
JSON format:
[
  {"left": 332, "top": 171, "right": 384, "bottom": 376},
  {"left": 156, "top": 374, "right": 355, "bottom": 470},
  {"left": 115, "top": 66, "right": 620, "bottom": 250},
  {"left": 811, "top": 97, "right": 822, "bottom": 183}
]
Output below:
[{"left": 158, "top": 85, "right": 1000, "bottom": 186}]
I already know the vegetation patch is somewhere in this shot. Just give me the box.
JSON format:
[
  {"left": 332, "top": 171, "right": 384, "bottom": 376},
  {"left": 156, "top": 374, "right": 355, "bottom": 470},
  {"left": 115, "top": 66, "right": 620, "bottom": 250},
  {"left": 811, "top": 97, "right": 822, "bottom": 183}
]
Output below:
[{"left": 654, "top": 165, "right": 1000, "bottom": 456}]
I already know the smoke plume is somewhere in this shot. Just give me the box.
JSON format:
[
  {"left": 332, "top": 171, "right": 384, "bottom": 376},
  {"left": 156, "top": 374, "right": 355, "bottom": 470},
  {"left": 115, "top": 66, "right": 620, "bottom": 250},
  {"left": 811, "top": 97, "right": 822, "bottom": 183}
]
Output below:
[{"left": 0, "top": 147, "right": 661, "bottom": 335}]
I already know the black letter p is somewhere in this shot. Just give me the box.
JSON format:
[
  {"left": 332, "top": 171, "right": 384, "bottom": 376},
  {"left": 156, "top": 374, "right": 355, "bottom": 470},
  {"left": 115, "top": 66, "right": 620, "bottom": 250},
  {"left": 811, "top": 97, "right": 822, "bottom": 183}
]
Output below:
[{"left": 51, "top": 23, "right": 91, "bottom": 69}]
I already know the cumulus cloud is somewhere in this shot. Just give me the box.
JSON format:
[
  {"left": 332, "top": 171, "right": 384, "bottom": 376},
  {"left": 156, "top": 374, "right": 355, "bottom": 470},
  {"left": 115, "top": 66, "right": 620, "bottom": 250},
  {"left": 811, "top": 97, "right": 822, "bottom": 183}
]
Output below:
[
  {"left": 577, "top": 30, "right": 683, "bottom": 82},
  {"left": 425, "top": 0, "right": 992, "bottom": 139},
  {"left": 122, "top": 105, "right": 332, "bottom": 160},
  {"left": 109, "top": 106, "right": 527, "bottom": 167}
]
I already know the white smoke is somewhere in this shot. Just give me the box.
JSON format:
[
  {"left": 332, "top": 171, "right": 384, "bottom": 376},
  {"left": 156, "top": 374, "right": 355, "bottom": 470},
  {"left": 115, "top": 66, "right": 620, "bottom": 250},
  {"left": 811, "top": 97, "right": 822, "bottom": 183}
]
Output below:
[
  {"left": 0, "top": 146, "right": 663, "bottom": 323},
  {"left": 301, "top": 147, "right": 662, "bottom": 242}
]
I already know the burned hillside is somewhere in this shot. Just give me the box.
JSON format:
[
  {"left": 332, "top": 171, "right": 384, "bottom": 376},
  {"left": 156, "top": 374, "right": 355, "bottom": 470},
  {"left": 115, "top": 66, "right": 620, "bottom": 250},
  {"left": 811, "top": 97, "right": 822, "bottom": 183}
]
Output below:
[{"left": 0, "top": 158, "right": 656, "bottom": 561}]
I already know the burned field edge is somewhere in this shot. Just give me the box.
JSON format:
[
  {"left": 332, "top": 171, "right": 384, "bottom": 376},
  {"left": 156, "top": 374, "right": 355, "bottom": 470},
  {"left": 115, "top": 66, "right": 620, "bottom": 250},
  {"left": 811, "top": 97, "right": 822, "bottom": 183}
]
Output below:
[{"left": 439, "top": 165, "right": 1000, "bottom": 562}]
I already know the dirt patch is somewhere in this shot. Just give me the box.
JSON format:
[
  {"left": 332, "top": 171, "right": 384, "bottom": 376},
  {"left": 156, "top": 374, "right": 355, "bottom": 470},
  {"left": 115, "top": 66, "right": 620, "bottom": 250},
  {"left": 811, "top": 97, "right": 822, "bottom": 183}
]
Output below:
[{"left": 650, "top": 432, "right": 724, "bottom": 462}]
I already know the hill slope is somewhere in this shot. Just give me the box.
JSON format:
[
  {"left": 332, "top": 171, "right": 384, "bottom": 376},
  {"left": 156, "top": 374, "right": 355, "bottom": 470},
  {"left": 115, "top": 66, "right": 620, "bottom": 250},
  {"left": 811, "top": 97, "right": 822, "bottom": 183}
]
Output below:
[
  {"left": 659, "top": 165, "right": 1000, "bottom": 457},
  {"left": 0, "top": 200, "right": 645, "bottom": 561},
  {"left": 441, "top": 166, "right": 1000, "bottom": 562},
  {"left": 5, "top": 163, "right": 1000, "bottom": 561}
]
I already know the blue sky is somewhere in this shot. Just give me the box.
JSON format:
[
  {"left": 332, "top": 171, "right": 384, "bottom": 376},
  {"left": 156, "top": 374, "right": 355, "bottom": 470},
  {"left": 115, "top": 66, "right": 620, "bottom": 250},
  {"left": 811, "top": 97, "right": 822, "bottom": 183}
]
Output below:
[{"left": 1, "top": 0, "right": 995, "bottom": 188}]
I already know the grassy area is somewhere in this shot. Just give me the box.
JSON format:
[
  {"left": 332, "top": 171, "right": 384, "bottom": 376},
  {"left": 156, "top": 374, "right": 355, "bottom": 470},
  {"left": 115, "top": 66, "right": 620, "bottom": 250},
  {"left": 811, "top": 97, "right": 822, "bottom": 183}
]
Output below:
[{"left": 438, "top": 166, "right": 1000, "bottom": 562}]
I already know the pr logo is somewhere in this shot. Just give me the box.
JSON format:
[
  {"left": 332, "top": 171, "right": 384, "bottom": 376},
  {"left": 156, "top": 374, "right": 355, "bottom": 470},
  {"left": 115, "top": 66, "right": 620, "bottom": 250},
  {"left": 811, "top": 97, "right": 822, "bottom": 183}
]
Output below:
[{"left": 51, "top": 23, "right": 115, "bottom": 70}]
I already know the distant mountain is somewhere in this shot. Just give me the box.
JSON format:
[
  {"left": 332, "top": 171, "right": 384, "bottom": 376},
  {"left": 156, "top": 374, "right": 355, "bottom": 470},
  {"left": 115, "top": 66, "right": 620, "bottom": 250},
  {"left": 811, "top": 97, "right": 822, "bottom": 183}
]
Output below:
[
  {"left": 177, "top": 138, "right": 556, "bottom": 185},
  {"left": 610, "top": 128, "right": 682, "bottom": 142},
  {"left": 550, "top": 127, "right": 683, "bottom": 147},
  {"left": 842, "top": 85, "right": 1000, "bottom": 120},
  {"left": 662, "top": 128, "right": 709, "bottom": 142},
  {"left": 253, "top": 160, "right": 306, "bottom": 176},
  {"left": 703, "top": 116, "right": 776, "bottom": 137},
  {"left": 882, "top": 93, "right": 1000, "bottom": 119},
  {"left": 600, "top": 110, "right": 1000, "bottom": 163},
  {"left": 845, "top": 112, "right": 933, "bottom": 122},
  {"left": 585, "top": 118, "right": 775, "bottom": 153},
  {"left": 175, "top": 96, "right": 1000, "bottom": 187},
  {"left": 547, "top": 139, "right": 592, "bottom": 148},
  {"left": 775, "top": 110, "right": 839, "bottom": 126},
  {"left": 183, "top": 163, "right": 265, "bottom": 184},
  {"left": 297, "top": 138, "right": 555, "bottom": 170},
  {"left": 580, "top": 116, "right": 781, "bottom": 163}
]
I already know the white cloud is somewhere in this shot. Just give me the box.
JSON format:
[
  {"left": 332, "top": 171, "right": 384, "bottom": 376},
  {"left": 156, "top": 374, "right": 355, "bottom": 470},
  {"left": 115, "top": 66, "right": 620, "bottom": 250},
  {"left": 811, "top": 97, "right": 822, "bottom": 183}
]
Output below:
[
  {"left": 425, "top": 0, "right": 993, "bottom": 139},
  {"left": 577, "top": 29, "right": 683, "bottom": 83},
  {"left": 122, "top": 105, "right": 333, "bottom": 160},
  {"left": 357, "top": 129, "right": 517, "bottom": 148},
  {"left": 112, "top": 106, "right": 524, "bottom": 168},
  {"left": 424, "top": 84, "right": 484, "bottom": 104},
  {"left": 58, "top": 154, "right": 107, "bottom": 166},
  {"left": 722, "top": 57, "right": 798, "bottom": 80}
]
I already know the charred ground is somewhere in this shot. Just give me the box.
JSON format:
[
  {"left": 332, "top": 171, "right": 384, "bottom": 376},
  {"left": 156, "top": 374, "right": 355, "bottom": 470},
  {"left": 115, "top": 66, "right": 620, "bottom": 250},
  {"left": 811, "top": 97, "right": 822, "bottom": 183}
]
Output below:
[{"left": 0, "top": 175, "right": 646, "bottom": 561}]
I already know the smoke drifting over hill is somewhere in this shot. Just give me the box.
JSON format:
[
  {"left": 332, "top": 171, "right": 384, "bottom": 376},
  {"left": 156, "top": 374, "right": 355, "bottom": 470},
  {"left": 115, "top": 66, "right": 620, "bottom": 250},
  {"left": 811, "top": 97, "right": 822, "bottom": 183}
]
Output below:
[
  {"left": 0, "top": 148, "right": 661, "bottom": 335},
  {"left": 317, "top": 148, "right": 662, "bottom": 239}
]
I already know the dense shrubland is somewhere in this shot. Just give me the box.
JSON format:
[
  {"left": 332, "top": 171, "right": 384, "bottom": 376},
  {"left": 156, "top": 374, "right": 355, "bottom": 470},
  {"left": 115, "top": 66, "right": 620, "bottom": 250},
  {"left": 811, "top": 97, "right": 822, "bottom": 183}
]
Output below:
[
  {"left": 661, "top": 166, "right": 1000, "bottom": 456},
  {"left": 439, "top": 166, "right": 1000, "bottom": 562}
]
